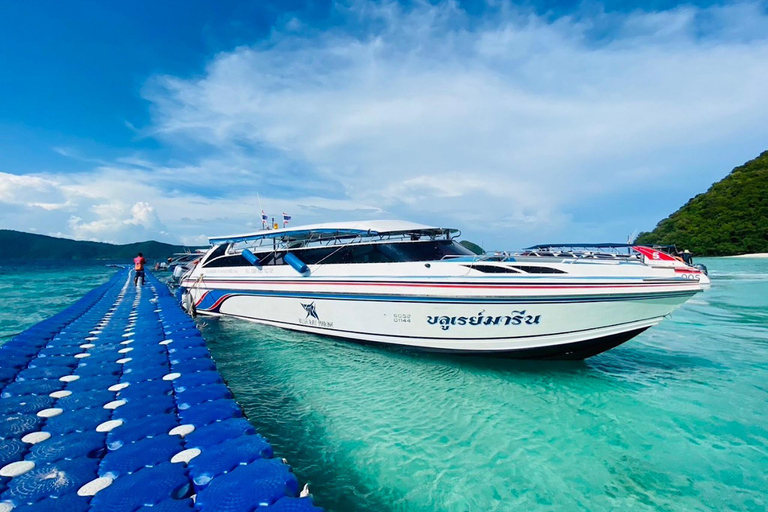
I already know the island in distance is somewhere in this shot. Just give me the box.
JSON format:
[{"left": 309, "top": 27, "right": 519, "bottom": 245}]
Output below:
[
  {"left": 0, "top": 230, "right": 191, "bottom": 261},
  {"left": 636, "top": 150, "right": 768, "bottom": 257}
]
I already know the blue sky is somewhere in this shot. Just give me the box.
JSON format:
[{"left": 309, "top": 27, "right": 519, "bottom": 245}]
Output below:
[{"left": 1, "top": 0, "right": 767, "bottom": 247}]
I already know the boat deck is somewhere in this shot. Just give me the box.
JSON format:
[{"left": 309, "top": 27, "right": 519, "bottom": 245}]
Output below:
[{"left": 0, "top": 269, "right": 321, "bottom": 512}]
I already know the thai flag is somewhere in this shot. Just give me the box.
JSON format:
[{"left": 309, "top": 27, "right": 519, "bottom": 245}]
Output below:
[
  {"left": 282, "top": 213, "right": 291, "bottom": 227},
  {"left": 261, "top": 210, "right": 268, "bottom": 228}
]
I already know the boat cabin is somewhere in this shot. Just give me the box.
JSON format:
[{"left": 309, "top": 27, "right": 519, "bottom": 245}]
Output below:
[{"left": 201, "top": 220, "right": 476, "bottom": 268}]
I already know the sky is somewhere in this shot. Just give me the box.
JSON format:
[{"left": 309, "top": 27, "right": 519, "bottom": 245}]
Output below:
[{"left": 1, "top": 0, "right": 767, "bottom": 249}]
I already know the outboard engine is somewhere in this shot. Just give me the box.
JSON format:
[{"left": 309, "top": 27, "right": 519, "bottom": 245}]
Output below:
[{"left": 694, "top": 263, "right": 708, "bottom": 276}]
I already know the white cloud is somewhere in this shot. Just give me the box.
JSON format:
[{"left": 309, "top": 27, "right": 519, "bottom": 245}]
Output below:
[
  {"left": 137, "top": 0, "right": 768, "bottom": 246},
  {"left": 0, "top": 173, "right": 69, "bottom": 210},
  {"left": 0, "top": 171, "right": 177, "bottom": 244},
  {"left": 4, "top": 1, "right": 768, "bottom": 247},
  {"left": 68, "top": 201, "right": 172, "bottom": 243}
]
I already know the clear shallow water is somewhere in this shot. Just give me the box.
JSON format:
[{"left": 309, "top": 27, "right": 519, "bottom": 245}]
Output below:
[
  {"left": 2, "top": 259, "right": 767, "bottom": 511},
  {"left": 0, "top": 262, "right": 115, "bottom": 340}
]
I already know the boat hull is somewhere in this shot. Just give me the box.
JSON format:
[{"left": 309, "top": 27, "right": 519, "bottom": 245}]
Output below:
[{"left": 186, "top": 286, "right": 697, "bottom": 358}]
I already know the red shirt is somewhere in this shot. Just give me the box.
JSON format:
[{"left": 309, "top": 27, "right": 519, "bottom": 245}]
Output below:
[{"left": 134, "top": 256, "right": 146, "bottom": 271}]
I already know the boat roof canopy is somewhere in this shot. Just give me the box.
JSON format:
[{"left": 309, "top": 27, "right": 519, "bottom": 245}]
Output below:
[{"left": 208, "top": 220, "right": 459, "bottom": 245}]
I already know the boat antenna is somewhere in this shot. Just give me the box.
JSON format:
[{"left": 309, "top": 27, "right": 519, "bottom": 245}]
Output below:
[{"left": 626, "top": 229, "right": 639, "bottom": 254}]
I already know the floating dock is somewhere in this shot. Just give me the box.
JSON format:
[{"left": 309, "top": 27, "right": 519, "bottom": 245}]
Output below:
[{"left": 0, "top": 269, "right": 322, "bottom": 512}]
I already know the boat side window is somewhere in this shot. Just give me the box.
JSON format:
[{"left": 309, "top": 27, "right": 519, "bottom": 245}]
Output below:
[
  {"left": 292, "top": 247, "right": 341, "bottom": 265},
  {"left": 290, "top": 245, "right": 395, "bottom": 265},
  {"left": 462, "top": 264, "right": 520, "bottom": 273},
  {"left": 508, "top": 265, "right": 566, "bottom": 274},
  {"left": 203, "top": 253, "right": 250, "bottom": 268},
  {"left": 206, "top": 239, "right": 478, "bottom": 267},
  {"left": 258, "top": 251, "right": 286, "bottom": 266},
  {"left": 200, "top": 244, "right": 227, "bottom": 266},
  {"left": 398, "top": 240, "right": 475, "bottom": 260},
  {"left": 293, "top": 240, "right": 474, "bottom": 264}
]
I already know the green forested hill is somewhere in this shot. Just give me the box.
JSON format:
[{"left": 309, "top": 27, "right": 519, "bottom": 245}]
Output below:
[
  {"left": 0, "top": 230, "right": 189, "bottom": 261},
  {"left": 635, "top": 151, "right": 768, "bottom": 256}
]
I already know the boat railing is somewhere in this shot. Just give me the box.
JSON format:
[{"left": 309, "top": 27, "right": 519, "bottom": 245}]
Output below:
[
  {"left": 230, "top": 230, "right": 457, "bottom": 254},
  {"left": 517, "top": 243, "right": 647, "bottom": 261}
]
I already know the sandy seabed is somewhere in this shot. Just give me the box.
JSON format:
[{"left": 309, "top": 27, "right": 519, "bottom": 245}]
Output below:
[{"left": 726, "top": 253, "right": 768, "bottom": 258}]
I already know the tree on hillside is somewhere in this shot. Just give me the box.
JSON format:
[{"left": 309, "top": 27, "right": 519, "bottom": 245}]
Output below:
[{"left": 635, "top": 150, "right": 768, "bottom": 256}]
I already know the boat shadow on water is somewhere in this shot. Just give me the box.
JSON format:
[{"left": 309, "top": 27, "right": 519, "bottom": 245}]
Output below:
[
  {"left": 583, "top": 343, "right": 725, "bottom": 381},
  {"left": 418, "top": 346, "right": 723, "bottom": 383},
  {"left": 197, "top": 314, "right": 722, "bottom": 382}
]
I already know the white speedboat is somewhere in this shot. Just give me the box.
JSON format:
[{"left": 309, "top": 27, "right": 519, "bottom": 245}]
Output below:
[{"left": 180, "top": 221, "right": 707, "bottom": 359}]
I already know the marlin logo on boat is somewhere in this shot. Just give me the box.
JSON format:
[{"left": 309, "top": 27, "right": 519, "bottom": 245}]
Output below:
[
  {"left": 301, "top": 302, "right": 320, "bottom": 320},
  {"left": 427, "top": 310, "right": 541, "bottom": 331},
  {"left": 298, "top": 302, "right": 334, "bottom": 328}
]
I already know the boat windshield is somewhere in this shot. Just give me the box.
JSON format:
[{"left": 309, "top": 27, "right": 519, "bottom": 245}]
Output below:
[{"left": 204, "top": 239, "right": 475, "bottom": 268}]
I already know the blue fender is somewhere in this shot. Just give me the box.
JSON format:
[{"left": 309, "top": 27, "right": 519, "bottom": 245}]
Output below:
[
  {"left": 284, "top": 252, "right": 309, "bottom": 275},
  {"left": 241, "top": 249, "right": 261, "bottom": 267}
]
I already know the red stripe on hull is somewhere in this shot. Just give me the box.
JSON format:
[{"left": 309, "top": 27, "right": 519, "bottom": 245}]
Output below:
[
  {"left": 182, "top": 279, "right": 691, "bottom": 290},
  {"left": 194, "top": 290, "right": 210, "bottom": 307}
]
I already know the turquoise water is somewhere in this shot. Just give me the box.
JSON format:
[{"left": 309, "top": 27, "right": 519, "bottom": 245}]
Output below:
[
  {"left": 0, "top": 262, "right": 115, "bottom": 340},
  {"left": 2, "top": 259, "right": 767, "bottom": 511}
]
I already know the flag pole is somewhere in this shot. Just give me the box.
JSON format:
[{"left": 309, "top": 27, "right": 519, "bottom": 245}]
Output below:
[{"left": 257, "top": 193, "right": 267, "bottom": 230}]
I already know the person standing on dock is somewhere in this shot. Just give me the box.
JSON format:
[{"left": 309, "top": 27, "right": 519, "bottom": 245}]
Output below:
[{"left": 134, "top": 252, "right": 146, "bottom": 286}]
